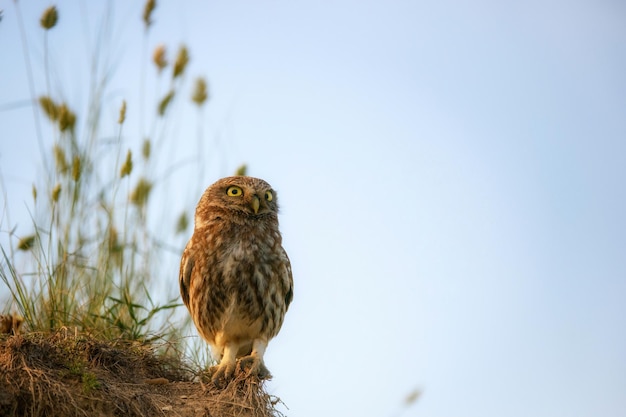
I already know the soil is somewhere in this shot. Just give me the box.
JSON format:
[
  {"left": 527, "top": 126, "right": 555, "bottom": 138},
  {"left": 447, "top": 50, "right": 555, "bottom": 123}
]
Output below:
[{"left": 0, "top": 331, "right": 284, "bottom": 417}]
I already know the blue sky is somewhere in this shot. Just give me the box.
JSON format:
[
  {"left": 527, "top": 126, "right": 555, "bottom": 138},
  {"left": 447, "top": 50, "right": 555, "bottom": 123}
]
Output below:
[{"left": 1, "top": 1, "right": 625, "bottom": 416}]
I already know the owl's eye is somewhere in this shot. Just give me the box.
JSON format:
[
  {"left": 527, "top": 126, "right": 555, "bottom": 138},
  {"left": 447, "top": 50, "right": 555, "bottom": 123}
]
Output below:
[
  {"left": 265, "top": 190, "right": 273, "bottom": 202},
  {"left": 226, "top": 186, "right": 243, "bottom": 197}
]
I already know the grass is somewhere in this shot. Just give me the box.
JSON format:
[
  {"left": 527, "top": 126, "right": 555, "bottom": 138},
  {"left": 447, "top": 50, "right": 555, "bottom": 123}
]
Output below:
[{"left": 1, "top": 1, "right": 199, "bottom": 344}]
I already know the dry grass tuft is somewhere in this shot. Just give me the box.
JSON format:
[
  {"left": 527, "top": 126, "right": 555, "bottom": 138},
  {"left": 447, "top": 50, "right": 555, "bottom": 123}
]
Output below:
[
  {"left": 0, "top": 331, "right": 184, "bottom": 416},
  {"left": 0, "top": 331, "right": 284, "bottom": 417},
  {"left": 200, "top": 371, "right": 286, "bottom": 417}
]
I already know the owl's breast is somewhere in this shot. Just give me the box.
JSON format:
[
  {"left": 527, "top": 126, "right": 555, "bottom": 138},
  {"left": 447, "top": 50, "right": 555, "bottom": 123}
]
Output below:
[
  {"left": 220, "top": 233, "right": 277, "bottom": 292},
  {"left": 187, "top": 220, "right": 288, "bottom": 342},
  {"left": 221, "top": 230, "right": 286, "bottom": 329}
]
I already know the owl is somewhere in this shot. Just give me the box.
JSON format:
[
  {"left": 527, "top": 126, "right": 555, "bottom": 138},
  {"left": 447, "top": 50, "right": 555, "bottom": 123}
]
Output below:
[{"left": 179, "top": 176, "right": 293, "bottom": 385}]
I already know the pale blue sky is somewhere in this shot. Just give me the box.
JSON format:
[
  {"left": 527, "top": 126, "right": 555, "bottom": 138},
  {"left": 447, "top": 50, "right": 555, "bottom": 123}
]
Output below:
[{"left": 1, "top": 1, "right": 625, "bottom": 416}]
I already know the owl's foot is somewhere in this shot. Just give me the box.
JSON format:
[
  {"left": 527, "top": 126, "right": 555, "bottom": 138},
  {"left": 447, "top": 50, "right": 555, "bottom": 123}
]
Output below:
[
  {"left": 209, "top": 361, "right": 236, "bottom": 388},
  {"left": 237, "top": 355, "right": 272, "bottom": 380}
]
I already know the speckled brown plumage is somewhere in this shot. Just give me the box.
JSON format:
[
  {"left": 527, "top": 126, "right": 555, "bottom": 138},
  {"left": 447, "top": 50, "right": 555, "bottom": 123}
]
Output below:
[{"left": 179, "top": 176, "right": 293, "bottom": 385}]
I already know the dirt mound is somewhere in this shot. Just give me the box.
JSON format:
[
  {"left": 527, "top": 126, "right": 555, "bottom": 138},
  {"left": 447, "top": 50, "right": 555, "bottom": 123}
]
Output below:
[{"left": 0, "top": 331, "right": 283, "bottom": 417}]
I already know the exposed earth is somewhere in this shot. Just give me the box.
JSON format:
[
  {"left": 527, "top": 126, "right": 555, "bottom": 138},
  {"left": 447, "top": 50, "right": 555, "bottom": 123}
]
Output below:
[{"left": 0, "top": 331, "right": 284, "bottom": 417}]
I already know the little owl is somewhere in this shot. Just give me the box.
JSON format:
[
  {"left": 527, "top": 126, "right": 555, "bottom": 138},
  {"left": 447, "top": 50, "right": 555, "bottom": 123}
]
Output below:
[{"left": 179, "top": 176, "right": 293, "bottom": 385}]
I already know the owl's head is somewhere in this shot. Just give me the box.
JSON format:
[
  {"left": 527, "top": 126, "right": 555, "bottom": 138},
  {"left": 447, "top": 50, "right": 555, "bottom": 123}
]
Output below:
[{"left": 195, "top": 176, "right": 279, "bottom": 226}]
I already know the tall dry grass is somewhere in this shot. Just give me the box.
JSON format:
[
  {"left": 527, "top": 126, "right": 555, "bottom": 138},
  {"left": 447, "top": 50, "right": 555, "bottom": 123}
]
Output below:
[{"left": 0, "top": 1, "right": 212, "bottom": 353}]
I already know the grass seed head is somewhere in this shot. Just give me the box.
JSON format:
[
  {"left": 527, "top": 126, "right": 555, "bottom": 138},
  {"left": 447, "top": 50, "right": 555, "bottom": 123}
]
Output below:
[
  {"left": 39, "top": 96, "right": 59, "bottom": 121},
  {"left": 191, "top": 77, "right": 208, "bottom": 106},
  {"left": 40, "top": 6, "right": 59, "bottom": 30},
  {"left": 72, "top": 155, "right": 82, "bottom": 182},
  {"left": 172, "top": 45, "right": 189, "bottom": 79},
  {"left": 175, "top": 212, "right": 188, "bottom": 234},
  {"left": 153, "top": 44, "right": 167, "bottom": 72},
  {"left": 118, "top": 100, "right": 127, "bottom": 124},
  {"left": 131, "top": 178, "right": 152, "bottom": 207},
  {"left": 53, "top": 144, "right": 69, "bottom": 174},
  {"left": 108, "top": 226, "right": 120, "bottom": 251},
  {"left": 52, "top": 183, "right": 62, "bottom": 202},
  {"left": 120, "top": 150, "right": 133, "bottom": 178},
  {"left": 17, "top": 235, "right": 36, "bottom": 251},
  {"left": 143, "top": 0, "right": 156, "bottom": 28},
  {"left": 158, "top": 90, "right": 175, "bottom": 116},
  {"left": 142, "top": 139, "right": 151, "bottom": 160},
  {"left": 235, "top": 164, "right": 248, "bottom": 176},
  {"left": 58, "top": 103, "right": 76, "bottom": 132}
]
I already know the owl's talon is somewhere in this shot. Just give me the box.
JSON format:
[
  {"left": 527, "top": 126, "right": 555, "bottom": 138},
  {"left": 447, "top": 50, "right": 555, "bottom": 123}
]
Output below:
[
  {"left": 237, "top": 356, "right": 272, "bottom": 380},
  {"left": 210, "top": 362, "right": 236, "bottom": 387}
]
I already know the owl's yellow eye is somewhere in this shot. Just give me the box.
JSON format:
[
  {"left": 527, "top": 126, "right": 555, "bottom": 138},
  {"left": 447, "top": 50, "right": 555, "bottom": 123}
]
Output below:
[
  {"left": 265, "top": 190, "right": 273, "bottom": 202},
  {"left": 226, "top": 186, "right": 243, "bottom": 197}
]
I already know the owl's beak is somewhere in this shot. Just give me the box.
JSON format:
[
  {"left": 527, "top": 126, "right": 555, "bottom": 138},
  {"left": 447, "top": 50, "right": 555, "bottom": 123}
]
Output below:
[{"left": 251, "top": 195, "right": 260, "bottom": 214}]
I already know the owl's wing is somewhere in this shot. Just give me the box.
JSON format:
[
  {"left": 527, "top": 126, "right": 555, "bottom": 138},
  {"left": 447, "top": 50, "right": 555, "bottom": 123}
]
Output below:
[
  {"left": 285, "top": 279, "right": 293, "bottom": 310},
  {"left": 283, "top": 249, "right": 294, "bottom": 310},
  {"left": 179, "top": 248, "right": 195, "bottom": 308}
]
